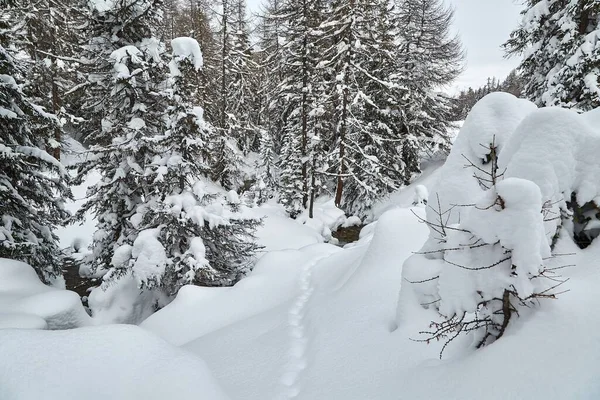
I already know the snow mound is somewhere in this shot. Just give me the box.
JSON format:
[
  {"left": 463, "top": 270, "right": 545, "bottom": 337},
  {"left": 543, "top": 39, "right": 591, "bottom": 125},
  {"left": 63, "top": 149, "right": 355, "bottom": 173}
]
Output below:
[
  {"left": 423, "top": 92, "right": 537, "bottom": 251},
  {"left": 499, "top": 108, "right": 600, "bottom": 240},
  {"left": 0, "top": 325, "right": 229, "bottom": 400},
  {"left": 0, "top": 259, "right": 91, "bottom": 329},
  {"left": 88, "top": 270, "right": 167, "bottom": 325},
  {"left": 246, "top": 204, "right": 324, "bottom": 254},
  {"left": 141, "top": 243, "right": 341, "bottom": 346}
]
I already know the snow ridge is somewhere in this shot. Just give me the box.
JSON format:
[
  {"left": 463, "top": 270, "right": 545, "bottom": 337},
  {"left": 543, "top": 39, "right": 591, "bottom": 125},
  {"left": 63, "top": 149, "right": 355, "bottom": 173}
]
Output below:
[{"left": 280, "top": 256, "right": 322, "bottom": 399}]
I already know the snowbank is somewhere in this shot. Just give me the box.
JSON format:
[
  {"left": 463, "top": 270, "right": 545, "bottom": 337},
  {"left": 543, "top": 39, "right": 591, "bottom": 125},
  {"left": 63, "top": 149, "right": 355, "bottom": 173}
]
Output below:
[
  {"left": 0, "top": 325, "right": 229, "bottom": 400},
  {"left": 0, "top": 259, "right": 91, "bottom": 329},
  {"left": 141, "top": 243, "right": 341, "bottom": 345},
  {"left": 245, "top": 203, "right": 324, "bottom": 254}
]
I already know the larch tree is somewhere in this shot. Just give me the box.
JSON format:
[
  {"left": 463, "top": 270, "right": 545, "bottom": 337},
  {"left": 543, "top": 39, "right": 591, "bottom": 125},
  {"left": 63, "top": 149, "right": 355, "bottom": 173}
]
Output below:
[
  {"left": 392, "top": 0, "right": 464, "bottom": 179},
  {"left": 320, "top": 0, "right": 412, "bottom": 217},
  {"left": 211, "top": 0, "right": 246, "bottom": 189}
]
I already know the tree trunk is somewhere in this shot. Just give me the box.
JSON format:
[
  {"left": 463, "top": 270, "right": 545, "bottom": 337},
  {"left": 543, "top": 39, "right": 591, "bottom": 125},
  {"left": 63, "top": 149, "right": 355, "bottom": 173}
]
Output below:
[{"left": 301, "top": 1, "right": 309, "bottom": 210}]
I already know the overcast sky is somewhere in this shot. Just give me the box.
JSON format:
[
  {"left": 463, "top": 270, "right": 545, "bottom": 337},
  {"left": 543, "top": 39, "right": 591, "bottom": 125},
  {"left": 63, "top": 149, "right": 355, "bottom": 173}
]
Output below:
[{"left": 247, "top": 0, "right": 525, "bottom": 92}]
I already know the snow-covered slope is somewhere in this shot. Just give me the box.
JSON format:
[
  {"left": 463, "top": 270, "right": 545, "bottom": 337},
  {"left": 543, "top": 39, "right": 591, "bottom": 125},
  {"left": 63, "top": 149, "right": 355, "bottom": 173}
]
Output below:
[
  {"left": 139, "top": 96, "right": 600, "bottom": 399},
  {"left": 140, "top": 196, "right": 600, "bottom": 399},
  {"left": 0, "top": 325, "right": 229, "bottom": 400}
]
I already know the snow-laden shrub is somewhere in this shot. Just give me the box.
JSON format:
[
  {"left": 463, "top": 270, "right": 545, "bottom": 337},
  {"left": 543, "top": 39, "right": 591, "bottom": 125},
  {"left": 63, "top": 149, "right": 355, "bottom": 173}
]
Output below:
[
  {"left": 420, "top": 92, "right": 537, "bottom": 254},
  {"left": 399, "top": 93, "right": 600, "bottom": 355}
]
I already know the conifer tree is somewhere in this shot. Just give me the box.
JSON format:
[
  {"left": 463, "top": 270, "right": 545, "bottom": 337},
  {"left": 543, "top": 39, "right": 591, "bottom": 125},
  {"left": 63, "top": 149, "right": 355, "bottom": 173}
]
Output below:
[
  {"left": 0, "top": 0, "right": 71, "bottom": 282},
  {"left": 18, "top": 0, "right": 78, "bottom": 160},
  {"left": 505, "top": 0, "right": 600, "bottom": 110},
  {"left": 110, "top": 38, "right": 259, "bottom": 292},
  {"left": 211, "top": 0, "right": 247, "bottom": 189},
  {"left": 75, "top": 0, "right": 168, "bottom": 277},
  {"left": 257, "top": 0, "right": 287, "bottom": 154},
  {"left": 392, "top": 0, "right": 464, "bottom": 178},
  {"left": 274, "top": 0, "right": 329, "bottom": 217},
  {"left": 320, "top": 0, "right": 412, "bottom": 216}
]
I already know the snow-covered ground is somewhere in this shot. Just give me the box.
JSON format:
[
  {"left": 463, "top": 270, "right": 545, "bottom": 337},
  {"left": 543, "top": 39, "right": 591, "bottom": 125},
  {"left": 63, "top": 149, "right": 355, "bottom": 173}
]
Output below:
[{"left": 2, "top": 96, "right": 600, "bottom": 399}]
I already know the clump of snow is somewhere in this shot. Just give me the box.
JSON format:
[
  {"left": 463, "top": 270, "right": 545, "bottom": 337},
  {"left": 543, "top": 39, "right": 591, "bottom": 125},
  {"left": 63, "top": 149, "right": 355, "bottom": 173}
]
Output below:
[
  {"left": 130, "top": 227, "right": 167, "bottom": 287},
  {"left": 0, "top": 325, "right": 229, "bottom": 400},
  {"left": 499, "top": 107, "right": 600, "bottom": 242},
  {"left": 0, "top": 259, "right": 91, "bottom": 329},
  {"left": 169, "top": 37, "right": 203, "bottom": 77},
  {"left": 127, "top": 117, "right": 145, "bottom": 130},
  {"left": 87, "top": 270, "right": 168, "bottom": 325},
  {"left": 109, "top": 45, "right": 143, "bottom": 79},
  {"left": 412, "top": 184, "right": 428, "bottom": 206},
  {"left": 342, "top": 215, "right": 362, "bottom": 228}
]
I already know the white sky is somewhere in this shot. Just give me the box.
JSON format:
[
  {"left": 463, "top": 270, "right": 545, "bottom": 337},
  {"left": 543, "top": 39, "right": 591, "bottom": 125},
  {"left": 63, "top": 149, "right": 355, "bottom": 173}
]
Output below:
[{"left": 246, "top": 0, "right": 525, "bottom": 92}]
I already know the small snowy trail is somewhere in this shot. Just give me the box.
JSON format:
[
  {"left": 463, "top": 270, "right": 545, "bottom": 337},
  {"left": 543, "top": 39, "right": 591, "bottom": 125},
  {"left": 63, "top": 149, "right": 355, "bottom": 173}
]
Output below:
[{"left": 279, "top": 256, "right": 325, "bottom": 399}]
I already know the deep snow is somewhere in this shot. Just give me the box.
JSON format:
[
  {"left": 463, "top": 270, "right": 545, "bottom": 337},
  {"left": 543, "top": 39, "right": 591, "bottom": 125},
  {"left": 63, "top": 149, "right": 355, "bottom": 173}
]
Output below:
[{"left": 3, "top": 98, "right": 600, "bottom": 399}]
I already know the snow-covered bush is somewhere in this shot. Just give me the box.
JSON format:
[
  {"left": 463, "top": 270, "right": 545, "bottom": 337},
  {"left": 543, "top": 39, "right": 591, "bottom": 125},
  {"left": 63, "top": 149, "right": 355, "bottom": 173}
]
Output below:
[{"left": 399, "top": 93, "right": 600, "bottom": 355}]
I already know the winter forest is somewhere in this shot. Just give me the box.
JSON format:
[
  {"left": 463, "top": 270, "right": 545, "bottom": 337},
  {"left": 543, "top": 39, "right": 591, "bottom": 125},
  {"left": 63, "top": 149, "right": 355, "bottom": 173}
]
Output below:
[{"left": 1, "top": 0, "right": 600, "bottom": 398}]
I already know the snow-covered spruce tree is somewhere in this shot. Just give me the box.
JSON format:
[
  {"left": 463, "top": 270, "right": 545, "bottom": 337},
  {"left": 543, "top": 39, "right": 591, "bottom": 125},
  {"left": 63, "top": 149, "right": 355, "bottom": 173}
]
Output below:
[
  {"left": 111, "top": 38, "right": 259, "bottom": 293},
  {"left": 13, "top": 0, "right": 80, "bottom": 160},
  {"left": 256, "top": 0, "right": 287, "bottom": 154},
  {"left": 252, "top": 128, "right": 278, "bottom": 205},
  {"left": 0, "top": 1, "right": 71, "bottom": 282},
  {"left": 75, "top": 0, "right": 168, "bottom": 278},
  {"left": 392, "top": 0, "right": 464, "bottom": 176},
  {"left": 162, "top": 0, "right": 220, "bottom": 117},
  {"left": 210, "top": 0, "right": 249, "bottom": 189},
  {"left": 319, "top": 0, "right": 414, "bottom": 217},
  {"left": 228, "top": 0, "right": 260, "bottom": 154},
  {"left": 274, "top": 0, "right": 329, "bottom": 217},
  {"left": 505, "top": 0, "right": 600, "bottom": 110}
]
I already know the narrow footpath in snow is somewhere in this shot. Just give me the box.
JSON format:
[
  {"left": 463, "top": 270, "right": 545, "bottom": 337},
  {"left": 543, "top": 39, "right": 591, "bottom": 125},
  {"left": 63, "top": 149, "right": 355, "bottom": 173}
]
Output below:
[{"left": 280, "top": 256, "right": 324, "bottom": 399}]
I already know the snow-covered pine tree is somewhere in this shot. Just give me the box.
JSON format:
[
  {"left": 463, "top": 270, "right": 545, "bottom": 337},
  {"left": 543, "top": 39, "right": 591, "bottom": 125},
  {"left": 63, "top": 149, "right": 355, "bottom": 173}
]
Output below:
[
  {"left": 0, "top": 0, "right": 72, "bottom": 282},
  {"left": 319, "top": 0, "right": 409, "bottom": 217},
  {"left": 275, "top": 0, "right": 328, "bottom": 217},
  {"left": 505, "top": 0, "right": 600, "bottom": 110},
  {"left": 211, "top": 0, "right": 246, "bottom": 189},
  {"left": 16, "top": 0, "right": 79, "bottom": 160},
  {"left": 256, "top": 0, "right": 286, "bottom": 154},
  {"left": 392, "top": 0, "right": 464, "bottom": 178},
  {"left": 227, "top": 0, "right": 260, "bottom": 154},
  {"left": 75, "top": 0, "right": 168, "bottom": 278},
  {"left": 114, "top": 38, "right": 259, "bottom": 293}
]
